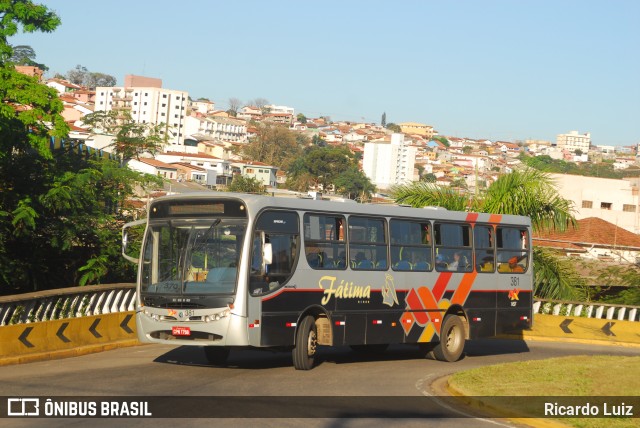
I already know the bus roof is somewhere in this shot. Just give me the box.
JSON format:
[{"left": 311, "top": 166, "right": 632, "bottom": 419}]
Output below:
[{"left": 150, "top": 191, "right": 531, "bottom": 227}]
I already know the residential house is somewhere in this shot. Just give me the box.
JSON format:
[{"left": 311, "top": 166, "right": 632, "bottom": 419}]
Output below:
[
  {"left": 263, "top": 112, "right": 293, "bottom": 126},
  {"left": 46, "top": 78, "right": 83, "bottom": 95},
  {"left": 233, "top": 161, "right": 278, "bottom": 188},
  {"left": 237, "top": 106, "right": 262, "bottom": 122},
  {"left": 171, "top": 162, "right": 208, "bottom": 184},
  {"left": 127, "top": 157, "right": 178, "bottom": 180},
  {"left": 15, "top": 65, "right": 44, "bottom": 81},
  {"left": 398, "top": 122, "right": 435, "bottom": 139},
  {"left": 551, "top": 174, "right": 640, "bottom": 234},
  {"left": 533, "top": 217, "right": 640, "bottom": 264},
  {"left": 155, "top": 151, "right": 233, "bottom": 186}
]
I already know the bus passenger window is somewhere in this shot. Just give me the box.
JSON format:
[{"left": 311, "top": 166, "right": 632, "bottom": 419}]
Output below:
[
  {"left": 304, "top": 214, "right": 346, "bottom": 270},
  {"left": 390, "top": 220, "right": 432, "bottom": 272},
  {"left": 434, "top": 222, "right": 472, "bottom": 272},
  {"left": 474, "top": 225, "right": 495, "bottom": 273},
  {"left": 349, "top": 216, "right": 388, "bottom": 271},
  {"left": 496, "top": 227, "right": 529, "bottom": 274}
]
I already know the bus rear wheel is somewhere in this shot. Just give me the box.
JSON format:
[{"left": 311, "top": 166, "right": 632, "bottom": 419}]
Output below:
[
  {"left": 204, "top": 346, "right": 230, "bottom": 366},
  {"left": 292, "top": 315, "right": 317, "bottom": 370},
  {"left": 432, "top": 315, "right": 465, "bottom": 362}
]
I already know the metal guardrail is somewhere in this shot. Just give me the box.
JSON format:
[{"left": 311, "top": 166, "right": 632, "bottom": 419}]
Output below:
[
  {"left": 534, "top": 298, "right": 639, "bottom": 322},
  {"left": 0, "top": 285, "right": 638, "bottom": 325},
  {"left": 0, "top": 284, "right": 135, "bottom": 326}
]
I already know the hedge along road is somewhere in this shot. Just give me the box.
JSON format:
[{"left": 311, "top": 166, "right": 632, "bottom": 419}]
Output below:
[{"left": 1, "top": 338, "right": 640, "bottom": 428}]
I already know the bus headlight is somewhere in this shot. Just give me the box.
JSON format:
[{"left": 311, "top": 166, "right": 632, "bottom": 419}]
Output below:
[{"left": 204, "top": 308, "right": 230, "bottom": 323}]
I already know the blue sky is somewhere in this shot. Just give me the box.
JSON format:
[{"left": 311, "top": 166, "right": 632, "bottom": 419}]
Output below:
[{"left": 10, "top": 0, "right": 639, "bottom": 146}]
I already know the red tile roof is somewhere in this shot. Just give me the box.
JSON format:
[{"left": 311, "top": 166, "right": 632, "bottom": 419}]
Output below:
[{"left": 533, "top": 217, "right": 640, "bottom": 249}]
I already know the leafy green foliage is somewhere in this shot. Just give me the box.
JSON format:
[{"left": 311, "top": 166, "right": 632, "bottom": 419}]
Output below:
[
  {"left": 240, "top": 123, "right": 301, "bottom": 170},
  {"left": 227, "top": 175, "right": 265, "bottom": 194},
  {"left": 532, "top": 247, "right": 585, "bottom": 300},
  {"left": 333, "top": 166, "right": 376, "bottom": 201},
  {"left": 285, "top": 146, "right": 357, "bottom": 192},
  {"left": 82, "top": 110, "right": 166, "bottom": 160},
  {"left": 0, "top": 0, "right": 61, "bottom": 63},
  {"left": 520, "top": 153, "right": 637, "bottom": 179},
  {"left": 65, "top": 64, "right": 116, "bottom": 88},
  {"left": 8, "top": 44, "right": 47, "bottom": 70},
  {"left": 385, "top": 123, "right": 401, "bottom": 133},
  {"left": 0, "top": 2, "right": 163, "bottom": 294},
  {"left": 392, "top": 181, "right": 471, "bottom": 211}
]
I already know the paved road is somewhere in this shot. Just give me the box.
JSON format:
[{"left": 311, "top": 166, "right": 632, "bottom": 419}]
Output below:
[{"left": 2, "top": 339, "right": 639, "bottom": 427}]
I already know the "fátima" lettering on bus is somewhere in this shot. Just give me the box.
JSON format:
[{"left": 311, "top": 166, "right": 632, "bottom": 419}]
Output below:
[{"left": 318, "top": 275, "right": 371, "bottom": 305}]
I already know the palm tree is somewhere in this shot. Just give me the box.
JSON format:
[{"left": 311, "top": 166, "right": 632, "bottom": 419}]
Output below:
[{"left": 391, "top": 168, "right": 584, "bottom": 300}]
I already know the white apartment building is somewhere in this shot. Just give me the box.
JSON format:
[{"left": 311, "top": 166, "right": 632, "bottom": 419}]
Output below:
[
  {"left": 265, "top": 104, "right": 295, "bottom": 115},
  {"left": 184, "top": 115, "right": 247, "bottom": 143},
  {"left": 363, "top": 133, "right": 416, "bottom": 190},
  {"left": 556, "top": 130, "right": 591, "bottom": 153},
  {"left": 94, "top": 86, "right": 189, "bottom": 146},
  {"left": 551, "top": 173, "right": 640, "bottom": 234}
]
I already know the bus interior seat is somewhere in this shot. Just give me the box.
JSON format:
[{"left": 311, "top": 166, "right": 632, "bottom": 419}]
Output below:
[
  {"left": 394, "top": 260, "right": 411, "bottom": 271},
  {"left": 413, "top": 261, "right": 430, "bottom": 271}
]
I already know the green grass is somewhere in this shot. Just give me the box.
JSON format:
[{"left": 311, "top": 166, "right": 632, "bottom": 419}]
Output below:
[{"left": 449, "top": 355, "right": 640, "bottom": 428}]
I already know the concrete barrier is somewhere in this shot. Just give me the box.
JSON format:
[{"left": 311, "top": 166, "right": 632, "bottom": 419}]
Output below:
[
  {"left": 504, "top": 313, "right": 640, "bottom": 346},
  {"left": 0, "top": 312, "right": 138, "bottom": 365}
]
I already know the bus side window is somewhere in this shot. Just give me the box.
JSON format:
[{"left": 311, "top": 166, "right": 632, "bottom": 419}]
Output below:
[{"left": 303, "top": 214, "right": 346, "bottom": 270}]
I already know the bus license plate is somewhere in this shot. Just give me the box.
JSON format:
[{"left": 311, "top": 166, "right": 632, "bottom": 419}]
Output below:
[{"left": 172, "top": 326, "right": 191, "bottom": 336}]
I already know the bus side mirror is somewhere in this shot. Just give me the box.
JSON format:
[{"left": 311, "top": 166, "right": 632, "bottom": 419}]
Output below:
[
  {"left": 122, "top": 219, "right": 146, "bottom": 264},
  {"left": 263, "top": 242, "right": 273, "bottom": 266}
]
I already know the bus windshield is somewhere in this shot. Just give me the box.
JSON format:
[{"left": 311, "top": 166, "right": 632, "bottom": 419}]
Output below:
[{"left": 140, "top": 219, "right": 245, "bottom": 297}]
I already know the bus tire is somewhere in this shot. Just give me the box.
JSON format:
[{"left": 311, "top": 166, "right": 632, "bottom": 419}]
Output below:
[
  {"left": 204, "top": 346, "right": 230, "bottom": 366},
  {"left": 292, "top": 315, "right": 317, "bottom": 370},
  {"left": 432, "top": 315, "right": 465, "bottom": 362}
]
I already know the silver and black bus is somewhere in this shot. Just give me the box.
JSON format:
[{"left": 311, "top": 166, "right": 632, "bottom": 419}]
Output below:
[{"left": 123, "top": 192, "right": 533, "bottom": 370}]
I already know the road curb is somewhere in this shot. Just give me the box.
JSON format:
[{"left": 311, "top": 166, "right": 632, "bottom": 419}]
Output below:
[{"left": 444, "top": 378, "right": 570, "bottom": 428}]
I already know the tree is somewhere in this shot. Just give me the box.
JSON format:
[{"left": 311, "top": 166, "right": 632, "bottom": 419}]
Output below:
[
  {"left": 311, "top": 134, "right": 326, "bottom": 147},
  {"left": 227, "top": 97, "right": 241, "bottom": 117},
  {"left": 381, "top": 112, "right": 387, "bottom": 127},
  {"left": 0, "top": 1, "right": 61, "bottom": 64},
  {"left": 285, "top": 146, "right": 357, "bottom": 192},
  {"left": 252, "top": 97, "right": 269, "bottom": 111},
  {"left": 422, "top": 173, "right": 437, "bottom": 183},
  {"left": 65, "top": 64, "right": 116, "bottom": 88},
  {"left": 333, "top": 166, "right": 376, "bottom": 201},
  {"left": 296, "top": 113, "right": 307, "bottom": 124},
  {"left": 227, "top": 175, "right": 265, "bottom": 194},
  {"left": 1, "top": 2, "right": 163, "bottom": 293},
  {"left": 390, "top": 168, "right": 582, "bottom": 299},
  {"left": 240, "top": 123, "right": 301, "bottom": 170},
  {"left": 8, "top": 44, "right": 47, "bottom": 70},
  {"left": 385, "top": 123, "right": 401, "bottom": 133},
  {"left": 81, "top": 110, "right": 166, "bottom": 161}
]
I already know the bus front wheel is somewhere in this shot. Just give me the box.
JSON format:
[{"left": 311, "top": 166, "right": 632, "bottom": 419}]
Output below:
[
  {"left": 204, "top": 346, "right": 230, "bottom": 366},
  {"left": 432, "top": 315, "right": 465, "bottom": 362},
  {"left": 292, "top": 315, "right": 317, "bottom": 370}
]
